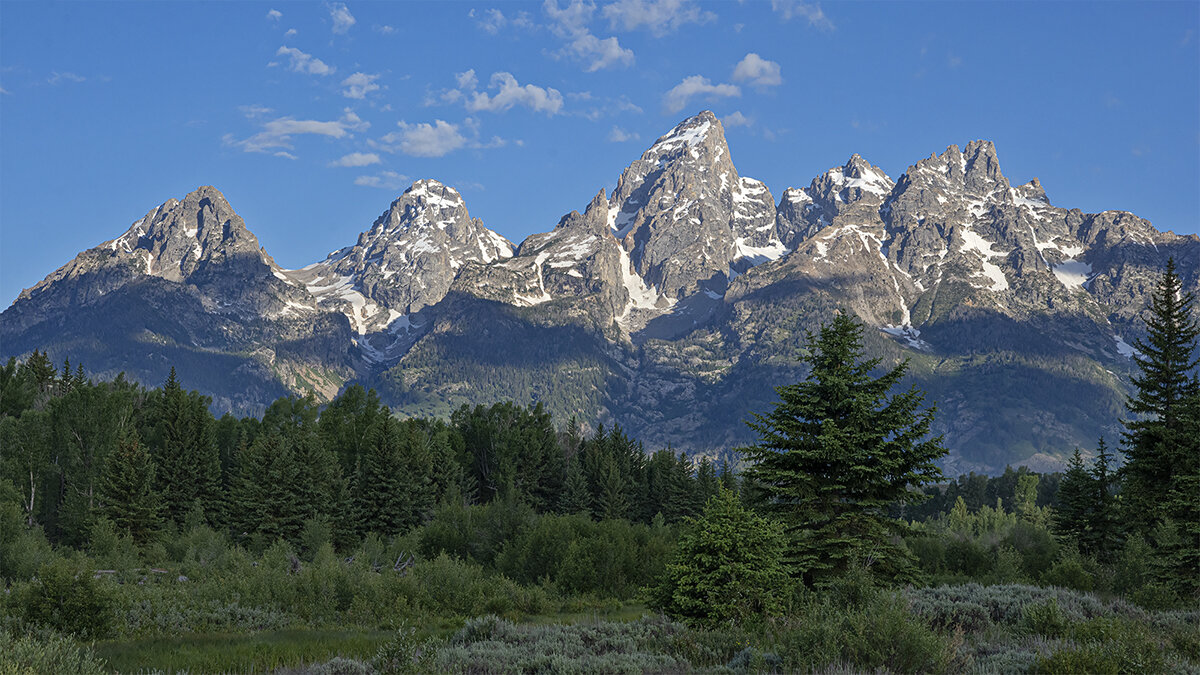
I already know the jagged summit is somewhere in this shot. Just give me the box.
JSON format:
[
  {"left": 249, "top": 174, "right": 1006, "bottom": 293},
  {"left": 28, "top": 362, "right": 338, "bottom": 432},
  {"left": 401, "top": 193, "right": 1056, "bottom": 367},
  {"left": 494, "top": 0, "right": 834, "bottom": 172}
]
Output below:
[{"left": 284, "top": 178, "right": 514, "bottom": 337}]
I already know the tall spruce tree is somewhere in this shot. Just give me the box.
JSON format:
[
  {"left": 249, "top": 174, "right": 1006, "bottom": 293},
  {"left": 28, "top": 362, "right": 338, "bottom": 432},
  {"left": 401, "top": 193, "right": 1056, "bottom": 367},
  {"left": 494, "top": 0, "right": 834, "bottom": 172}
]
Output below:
[
  {"left": 1121, "top": 258, "right": 1200, "bottom": 532},
  {"left": 99, "top": 430, "right": 161, "bottom": 543},
  {"left": 742, "top": 312, "right": 946, "bottom": 586},
  {"left": 1088, "top": 438, "right": 1120, "bottom": 560},
  {"left": 1054, "top": 448, "right": 1092, "bottom": 546}
]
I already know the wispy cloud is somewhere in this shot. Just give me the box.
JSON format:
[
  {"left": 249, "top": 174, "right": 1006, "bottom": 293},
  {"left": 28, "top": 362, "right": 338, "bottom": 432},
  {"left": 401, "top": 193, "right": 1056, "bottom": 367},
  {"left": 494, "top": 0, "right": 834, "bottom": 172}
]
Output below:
[
  {"left": 355, "top": 171, "right": 410, "bottom": 190},
  {"left": 329, "top": 2, "right": 356, "bottom": 34},
  {"left": 330, "top": 152, "right": 382, "bottom": 167},
  {"left": 267, "top": 9, "right": 282, "bottom": 20},
  {"left": 379, "top": 120, "right": 468, "bottom": 157},
  {"left": 374, "top": 24, "right": 396, "bottom": 34},
  {"left": 47, "top": 71, "right": 86, "bottom": 85},
  {"left": 732, "top": 53, "right": 782, "bottom": 88},
  {"left": 722, "top": 111, "right": 752, "bottom": 128},
  {"left": 608, "top": 126, "right": 640, "bottom": 142},
  {"left": 275, "top": 46, "right": 335, "bottom": 75},
  {"left": 470, "top": 8, "right": 534, "bottom": 34},
  {"left": 224, "top": 109, "right": 367, "bottom": 155},
  {"left": 239, "top": 104, "right": 274, "bottom": 119},
  {"left": 770, "top": 0, "right": 833, "bottom": 30},
  {"left": 601, "top": 0, "right": 715, "bottom": 37},
  {"left": 341, "top": 72, "right": 381, "bottom": 99},
  {"left": 284, "top": 28, "right": 298, "bottom": 38},
  {"left": 662, "top": 75, "right": 740, "bottom": 114}
]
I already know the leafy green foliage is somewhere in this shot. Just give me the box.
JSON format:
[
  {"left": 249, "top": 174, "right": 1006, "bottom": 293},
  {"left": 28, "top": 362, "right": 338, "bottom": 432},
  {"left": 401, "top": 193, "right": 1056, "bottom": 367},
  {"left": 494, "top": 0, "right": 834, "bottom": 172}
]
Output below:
[{"left": 16, "top": 557, "right": 115, "bottom": 639}]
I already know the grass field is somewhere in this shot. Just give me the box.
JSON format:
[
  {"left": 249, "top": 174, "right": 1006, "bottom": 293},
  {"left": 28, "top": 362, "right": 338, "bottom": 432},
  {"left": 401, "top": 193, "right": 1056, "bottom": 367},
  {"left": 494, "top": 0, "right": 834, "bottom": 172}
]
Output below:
[{"left": 91, "top": 604, "right": 651, "bottom": 673}]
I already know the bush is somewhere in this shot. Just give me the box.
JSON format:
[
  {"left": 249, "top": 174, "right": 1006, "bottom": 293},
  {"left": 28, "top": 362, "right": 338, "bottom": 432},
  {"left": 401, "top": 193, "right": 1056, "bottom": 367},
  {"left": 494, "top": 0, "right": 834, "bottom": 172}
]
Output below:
[
  {"left": 435, "top": 616, "right": 689, "bottom": 674},
  {"left": 1020, "top": 598, "right": 1069, "bottom": 639},
  {"left": 1041, "top": 552, "right": 1095, "bottom": 592},
  {"left": 17, "top": 558, "right": 115, "bottom": 639},
  {"left": 772, "top": 592, "right": 961, "bottom": 674},
  {"left": 650, "top": 488, "right": 787, "bottom": 628}
]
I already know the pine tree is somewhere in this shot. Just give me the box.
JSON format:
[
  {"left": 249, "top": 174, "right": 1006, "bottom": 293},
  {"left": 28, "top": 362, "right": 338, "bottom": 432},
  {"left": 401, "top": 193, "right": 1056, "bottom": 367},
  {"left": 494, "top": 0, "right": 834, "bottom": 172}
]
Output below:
[
  {"left": 1121, "top": 258, "right": 1200, "bottom": 532},
  {"left": 353, "top": 418, "right": 411, "bottom": 537},
  {"left": 742, "top": 312, "right": 946, "bottom": 586},
  {"left": 229, "top": 431, "right": 306, "bottom": 546},
  {"left": 595, "top": 455, "right": 630, "bottom": 521},
  {"left": 99, "top": 430, "right": 161, "bottom": 543},
  {"left": 1054, "top": 448, "right": 1092, "bottom": 546},
  {"left": 559, "top": 459, "right": 592, "bottom": 516},
  {"left": 1087, "top": 437, "right": 1120, "bottom": 561}
]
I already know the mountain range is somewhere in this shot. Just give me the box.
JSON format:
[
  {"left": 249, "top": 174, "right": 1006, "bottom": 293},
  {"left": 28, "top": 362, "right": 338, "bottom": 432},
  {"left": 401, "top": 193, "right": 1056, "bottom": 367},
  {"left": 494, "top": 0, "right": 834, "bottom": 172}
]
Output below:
[{"left": 3, "top": 110, "right": 1197, "bottom": 474}]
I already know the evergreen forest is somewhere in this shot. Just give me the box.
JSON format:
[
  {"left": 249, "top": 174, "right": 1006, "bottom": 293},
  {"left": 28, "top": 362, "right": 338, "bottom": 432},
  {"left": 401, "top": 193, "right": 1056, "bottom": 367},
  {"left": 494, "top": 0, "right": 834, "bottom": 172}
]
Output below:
[{"left": 1, "top": 264, "right": 1198, "bottom": 674}]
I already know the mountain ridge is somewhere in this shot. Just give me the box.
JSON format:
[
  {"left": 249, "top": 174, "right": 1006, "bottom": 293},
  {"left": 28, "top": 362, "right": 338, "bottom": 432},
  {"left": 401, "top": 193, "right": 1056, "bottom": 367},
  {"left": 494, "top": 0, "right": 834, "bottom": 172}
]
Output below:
[{"left": 3, "top": 111, "right": 1197, "bottom": 474}]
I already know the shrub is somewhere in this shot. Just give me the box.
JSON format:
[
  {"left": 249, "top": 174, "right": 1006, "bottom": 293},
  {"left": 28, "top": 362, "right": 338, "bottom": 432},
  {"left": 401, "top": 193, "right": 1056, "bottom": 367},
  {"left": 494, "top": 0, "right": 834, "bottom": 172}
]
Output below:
[
  {"left": 435, "top": 616, "right": 689, "bottom": 674},
  {"left": 1041, "top": 552, "right": 1095, "bottom": 592},
  {"left": 1020, "top": 598, "right": 1069, "bottom": 639},
  {"left": 650, "top": 488, "right": 787, "bottom": 628},
  {"left": 17, "top": 557, "right": 115, "bottom": 639},
  {"left": 772, "top": 592, "right": 960, "bottom": 674},
  {"left": 375, "top": 622, "right": 438, "bottom": 674}
]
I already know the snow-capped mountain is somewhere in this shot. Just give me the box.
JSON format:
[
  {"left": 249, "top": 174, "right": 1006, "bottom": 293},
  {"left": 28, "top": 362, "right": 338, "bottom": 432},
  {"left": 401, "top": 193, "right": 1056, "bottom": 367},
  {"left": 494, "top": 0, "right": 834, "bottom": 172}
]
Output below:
[{"left": 3, "top": 111, "right": 1197, "bottom": 472}]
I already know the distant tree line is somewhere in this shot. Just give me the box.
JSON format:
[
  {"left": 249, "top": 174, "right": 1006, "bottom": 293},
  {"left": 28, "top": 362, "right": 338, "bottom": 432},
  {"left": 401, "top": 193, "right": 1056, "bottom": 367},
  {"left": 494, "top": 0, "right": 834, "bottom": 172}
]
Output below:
[{"left": 0, "top": 359, "right": 728, "bottom": 554}]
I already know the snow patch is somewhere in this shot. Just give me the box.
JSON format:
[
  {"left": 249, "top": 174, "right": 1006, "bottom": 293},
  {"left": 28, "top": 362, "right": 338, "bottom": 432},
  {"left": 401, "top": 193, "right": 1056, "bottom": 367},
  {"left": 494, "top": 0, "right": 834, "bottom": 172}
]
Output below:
[
  {"left": 1053, "top": 260, "right": 1093, "bottom": 290},
  {"left": 734, "top": 237, "right": 788, "bottom": 266},
  {"left": 1114, "top": 335, "right": 1141, "bottom": 359},
  {"left": 881, "top": 324, "right": 931, "bottom": 351}
]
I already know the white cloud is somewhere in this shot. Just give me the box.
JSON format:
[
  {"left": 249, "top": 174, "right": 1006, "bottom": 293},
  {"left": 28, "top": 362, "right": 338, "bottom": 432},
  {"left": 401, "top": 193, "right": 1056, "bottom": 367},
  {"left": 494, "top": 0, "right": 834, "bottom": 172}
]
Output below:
[
  {"left": 608, "top": 126, "right": 640, "bottom": 142},
  {"left": 226, "top": 109, "right": 367, "bottom": 154},
  {"left": 330, "top": 152, "right": 382, "bottom": 167},
  {"left": 374, "top": 24, "right": 395, "bottom": 34},
  {"left": 284, "top": 28, "right": 298, "bottom": 37},
  {"left": 732, "top": 53, "right": 782, "bottom": 88},
  {"left": 267, "top": 9, "right": 282, "bottom": 20},
  {"left": 662, "top": 75, "right": 740, "bottom": 114},
  {"left": 564, "top": 33, "right": 634, "bottom": 71},
  {"left": 474, "top": 8, "right": 508, "bottom": 34},
  {"left": 544, "top": 0, "right": 596, "bottom": 37},
  {"left": 329, "top": 2, "right": 356, "bottom": 34},
  {"left": 274, "top": 151, "right": 298, "bottom": 160},
  {"left": 471, "top": 7, "right": 536, "bottom": 33},
  {"left": 380, "top": 120, "right": 468, "bottom": 157},
  {"left": 47, "top": 71, "right": 86, "bottom": 85},
  {"left": 276, "top": 46, "right": 335, "bottom": 75},
  {"left": 341, "top": 72, "right": 380, "bottom": 99},
  {"left": 456, "top": 69, "right": 479, "bottom": 90},
  {"left": 239, "top": 104, "right": 273, "bottom": 118},
  {"left": 0, "top": 85, "right": 10, "bottom": 95},
  {"left": 355, "top": 171, "right": 410, "bottom": 190},
  {"left": 722, "top": 111, "right": 752, "bottom": 128},
  {"left": 466, "top": 72, "right": 564, "bottom": 114},
  {"left": 544, "top": 0, "right": 635, "bottom": 71},
  {"left": 601, "top": 0, "right": 714, "bottom": 36},
  {"left": 770, "top": 0, "right": 833, "bottom": 30}
]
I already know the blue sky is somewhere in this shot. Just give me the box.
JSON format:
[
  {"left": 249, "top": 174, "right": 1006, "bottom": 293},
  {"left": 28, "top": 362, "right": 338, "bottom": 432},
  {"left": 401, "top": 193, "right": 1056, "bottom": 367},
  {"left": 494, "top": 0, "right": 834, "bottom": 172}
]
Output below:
[{"left": 2, "top": 1, "right": 1197, "bottom": 306}]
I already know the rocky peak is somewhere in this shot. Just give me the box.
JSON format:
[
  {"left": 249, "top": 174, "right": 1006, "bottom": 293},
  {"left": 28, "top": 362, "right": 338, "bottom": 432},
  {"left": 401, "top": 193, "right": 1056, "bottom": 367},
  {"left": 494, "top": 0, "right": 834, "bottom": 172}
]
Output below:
[
  {"left": 601, "top": 111, "right": 781, "bottom": 300},
  {"left": 1011, "top": 178, "right": 1050, "bottom": 206},
  {"left": 290, "top": 179, "right": 513, "bottom": 333}
]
